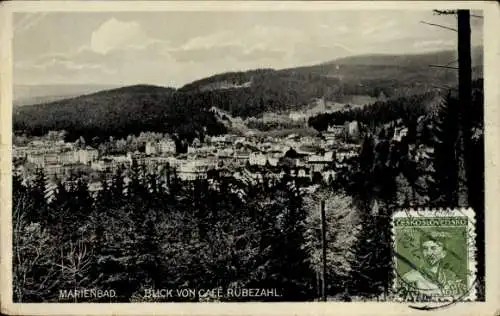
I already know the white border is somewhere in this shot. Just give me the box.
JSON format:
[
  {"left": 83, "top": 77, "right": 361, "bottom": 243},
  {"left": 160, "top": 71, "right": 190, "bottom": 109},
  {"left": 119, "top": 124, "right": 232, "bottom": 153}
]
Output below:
[{"left": 1, "top": 1, "right": 499, "bottom": 316}]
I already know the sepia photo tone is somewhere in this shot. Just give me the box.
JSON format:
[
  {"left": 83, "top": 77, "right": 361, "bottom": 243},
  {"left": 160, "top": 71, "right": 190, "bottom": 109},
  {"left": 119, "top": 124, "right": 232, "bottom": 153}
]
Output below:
[{"left": 2, "top": 2, "right": 496, "bottom": 313}]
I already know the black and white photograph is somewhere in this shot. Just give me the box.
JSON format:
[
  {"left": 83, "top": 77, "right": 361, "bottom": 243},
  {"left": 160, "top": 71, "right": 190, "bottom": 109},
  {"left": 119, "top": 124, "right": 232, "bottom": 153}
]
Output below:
[{"left": 2, "top": 1, "right": 497, "bottom": 313}]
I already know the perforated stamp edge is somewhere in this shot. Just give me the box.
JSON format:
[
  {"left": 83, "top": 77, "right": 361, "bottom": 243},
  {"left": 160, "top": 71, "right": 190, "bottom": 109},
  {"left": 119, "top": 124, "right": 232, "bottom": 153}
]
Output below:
[{"left": 390, "top": 207, "right": 477, "bottom": 302}]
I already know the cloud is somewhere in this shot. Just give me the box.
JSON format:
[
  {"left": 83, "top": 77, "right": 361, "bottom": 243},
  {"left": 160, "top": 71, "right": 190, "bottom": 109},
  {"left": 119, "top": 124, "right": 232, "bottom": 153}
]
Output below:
[
  {"left": 14, "top": 13, "right": 48, "bottom": 34},
  {"left": 336, "top": 25, "right": 349, "bottom": 33},
  {"left": 16, "top": 11, "right": 483, "bottom": 87},
  {"left": 176, "top": 26, "right": 307, "bottom": 62},
  {"left": 413, "top": 39, "right": 455, "bottom": 49},
  {"left": 15, "top": 16, "right": 176, "bottom": 84},
  {"left": 168, "top": 25, "right": 357, "bottom": 66},
  {"left": 14, "top": 21, "right": 357, "bottom": 86},
  {"left": 90, "top": 18, "right": 152, "bottom": 54},
  {"left": 170, "top": 44, "right": 286, "bottom": 63},
  {"left": 362, "top": 20, "right": 396, "bottom": 36},
  {"left": 15, "top": 35, "right": 178, "bottom": 86}
]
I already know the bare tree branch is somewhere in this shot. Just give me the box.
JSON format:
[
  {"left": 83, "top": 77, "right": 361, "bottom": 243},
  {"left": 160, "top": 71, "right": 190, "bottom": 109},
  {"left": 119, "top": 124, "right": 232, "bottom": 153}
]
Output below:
[
  {"left": 431, "top": 85, "right": 452, "bottom": 90},
  {"left": 429, "top": 64, "right": 459, "bottom": 70},
  {"left": 432, "top": 10, "right": 482, "bottom": 19},
  {"left": 420, "top": 21, "right": 458, "bottom": 32},
  {"left": 444, "top": 59, "right": 459, "bottom": 66},
  {"left": 433, "top": 9, "right": 458, "bottom": 15}
]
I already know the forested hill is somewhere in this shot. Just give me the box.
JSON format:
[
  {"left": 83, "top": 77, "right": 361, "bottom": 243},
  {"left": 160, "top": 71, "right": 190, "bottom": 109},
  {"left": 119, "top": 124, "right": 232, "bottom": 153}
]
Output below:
[
  {"left": 13, "top": 84, "right": 227, "bottom": 142},
  {"left": 308, "top": 78, "right": 484, "bottom": 140},
  {"left": 14, "top": 47, "right": 483, "bottom": 141},
  {"left": 178, "top": 47, "right": 483, "bottom": 118}
]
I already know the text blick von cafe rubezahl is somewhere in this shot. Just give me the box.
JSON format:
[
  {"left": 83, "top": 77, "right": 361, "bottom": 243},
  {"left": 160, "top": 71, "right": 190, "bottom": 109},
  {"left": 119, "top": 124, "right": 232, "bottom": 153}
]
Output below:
[{"left": 58, "top": 287, "right": 283, "bottom": 300}]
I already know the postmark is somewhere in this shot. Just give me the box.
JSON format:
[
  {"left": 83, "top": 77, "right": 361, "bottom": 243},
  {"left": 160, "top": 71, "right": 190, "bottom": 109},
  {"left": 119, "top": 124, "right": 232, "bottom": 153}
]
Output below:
[{"left": 392, "top": 208, "right": 476, "bottom": 303}]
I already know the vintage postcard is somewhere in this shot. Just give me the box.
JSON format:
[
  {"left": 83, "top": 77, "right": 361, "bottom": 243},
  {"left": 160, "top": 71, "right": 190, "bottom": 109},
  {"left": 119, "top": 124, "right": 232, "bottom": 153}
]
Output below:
[{"left": 1, "top": 1, "right": 499, "bottom": 315}]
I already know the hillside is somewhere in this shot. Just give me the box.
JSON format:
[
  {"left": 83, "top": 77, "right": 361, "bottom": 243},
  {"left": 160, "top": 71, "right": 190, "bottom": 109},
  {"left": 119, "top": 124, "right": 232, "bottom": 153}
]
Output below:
[
  {"left": 178, "top": 47, "right": 483, "bottom": 118},
  {"left": 324, "top": 46, "right": 483, "bottom": 67},
  {"left": 14, "top": 85, "right": 227, "bottom": 142},
  {"left": 14, "top": 48, "right": 484, "bottom": 141}
]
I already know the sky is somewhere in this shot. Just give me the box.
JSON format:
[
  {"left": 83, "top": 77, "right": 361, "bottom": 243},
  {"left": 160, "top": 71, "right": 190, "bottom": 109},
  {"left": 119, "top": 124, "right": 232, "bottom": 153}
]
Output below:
[{"left": 13, "top": 10, "right": 483, "bottom": 88}]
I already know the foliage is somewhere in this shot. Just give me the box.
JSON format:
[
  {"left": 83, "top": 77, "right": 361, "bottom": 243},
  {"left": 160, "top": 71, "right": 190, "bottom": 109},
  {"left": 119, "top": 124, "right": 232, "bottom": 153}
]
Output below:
[
  {"left": 13, "top": 170, "right": 322, "bottom": 302},
  {"left": 308, "top": 92, "right": 438, "bottom": 133},
  {"left": 13, "top": 85, "right": 226, "bottom": 147},
  {"left": 302, "top": 189, "right": 358, "bottom": 295}
]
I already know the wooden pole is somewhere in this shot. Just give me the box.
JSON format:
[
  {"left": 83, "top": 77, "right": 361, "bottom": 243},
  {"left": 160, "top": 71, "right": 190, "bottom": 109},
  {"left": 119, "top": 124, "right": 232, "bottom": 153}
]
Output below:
[
  {"left": 457, "top": 9, "right": 472, "bottom": 207},
  {"left": 320, "top": 200, "right": 327, "bottom": 301}
]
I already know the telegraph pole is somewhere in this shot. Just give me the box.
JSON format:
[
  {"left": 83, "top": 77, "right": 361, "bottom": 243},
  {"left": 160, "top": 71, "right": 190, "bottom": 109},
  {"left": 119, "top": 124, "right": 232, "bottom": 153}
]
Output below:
[
  {"left": 320, "top": 200, "right": 327, "bottom": 301},
  {"left": 422, "top": 9, "right": 475, "bottom": 207},
  {"left": 457, "top": 9, "right": 473, "bottom": 207}
]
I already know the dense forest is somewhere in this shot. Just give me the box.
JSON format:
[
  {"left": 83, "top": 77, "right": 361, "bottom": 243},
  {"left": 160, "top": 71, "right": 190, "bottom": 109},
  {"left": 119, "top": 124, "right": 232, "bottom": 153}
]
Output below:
[
  {"left": 308, "top": 92, "right": 439, "bottom": 132},
  {"left": 180, "top": 47, "right": 483, "bottom": 107},
  {"left": 309, "top": 79, "right": 484, "bottom": 142},
  {"left": 13, "top": 85, "right": 227, "bottom": 146},
  {"left": 13, "top": 165, "right": 364, "bottom": 302}
]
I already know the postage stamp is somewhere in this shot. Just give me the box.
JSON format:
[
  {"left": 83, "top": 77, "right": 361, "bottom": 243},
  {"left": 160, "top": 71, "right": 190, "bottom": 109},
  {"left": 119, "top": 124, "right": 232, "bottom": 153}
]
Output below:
[{"left": 392, "top": 208, "right": 477, "bottom": 302}]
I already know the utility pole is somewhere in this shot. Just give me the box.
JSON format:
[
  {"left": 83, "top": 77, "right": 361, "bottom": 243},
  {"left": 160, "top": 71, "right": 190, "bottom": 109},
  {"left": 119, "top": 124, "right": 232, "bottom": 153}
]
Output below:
[
  {"left": 457, "top": 9, "right": 472, "bottom": 207},
  {"left": 320, "top": 199, "right": 327, "bottom": 302},
  {"left": 423, "top": 9, "right": 474, "bottom": 207}
]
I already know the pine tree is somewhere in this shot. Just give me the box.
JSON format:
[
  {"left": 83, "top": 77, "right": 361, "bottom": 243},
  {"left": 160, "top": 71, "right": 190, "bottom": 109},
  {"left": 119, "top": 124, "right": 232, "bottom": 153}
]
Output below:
[
  {"left": 49, "top": 180, "right": 72, "bottom": 239},
  {"left": 430, "top": 93, "right": 460, "bottom": 207},
  {"left": 348, "top": 207, "right": 385, "bottom": 298},
  {"left": 31, "top": 168, "right": 49, "bottom": 224},
  {"left": 110, "top": 166, "right": 125, "bottom": 208},
  {"left": 346, "top": 129, "right": 397, "bottom": 299},
  {"left": 246, "top": 179, "right": 314, "bottom": 301}
]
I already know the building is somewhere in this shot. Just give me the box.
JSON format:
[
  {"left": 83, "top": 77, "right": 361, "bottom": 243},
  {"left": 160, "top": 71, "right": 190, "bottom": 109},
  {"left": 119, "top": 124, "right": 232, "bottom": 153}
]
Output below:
[
  {"left": 336, "top": 151, "right": 358, "bottom": 162},
  {"left": 176, "top": 159, "right": 215, "bottom": 181},
  {"left": 327, "top": 125, "right": 345, "bottom": 134},
  {"left": 44, "top": 153, "right": 60, "bottom": 165},
  {"left": 249, "top": 153, "right": 267, "bottom": 166},
  {"left": 45, "top": 164, "right": 64, "bottom": 176},
  {"left": 59, "top": 151, "right": 74, "bottom": 165},
  {"left": 178, "top": 170, "right": 208, "bottom": 181},
  {"left": 145, "top": 141, "right": 158, "bottom": 155},
  {"left": 88, "top": 181, "right": 104, "bottom": 196},
  {"left": 322, "top": 170, "right": 337, "bottom": 183},
  {"left": 307, "top": 154, "right": 333, "bottom": 172},
  {"left": 27, "top": 154, "right": 46, "bottom": 167},
  {"left": 90, "top": 160, "right": 106, "bottom": 171},
  {"left": 346, "top": 121, "right": 361, "bottom": 140},
  {"left": 159, "top": 140, "right": 176, "bottom": 154},
  {"left": 268, "top": 157, "right": 279, "bottom": 167},
  {"left": 297, "top": 168, "right": 307, "bottom": 178},
  {"left": 393, "top": 127, "right": 409, "bottom": 142},
  {"left": 77, "top": 148, "right": 99, "bottom": 164},
  {"left": 216, "top": 148, "right": 234, "bottom": 158},
  {"left": 289, "top": 111, "right": 306, "bottom": 121},
  {"left": 210, "top": 135, "right": 227, "bottom": 144},
  {"left": 13, "top": 146, "right": 29, "bottom": 159}
]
